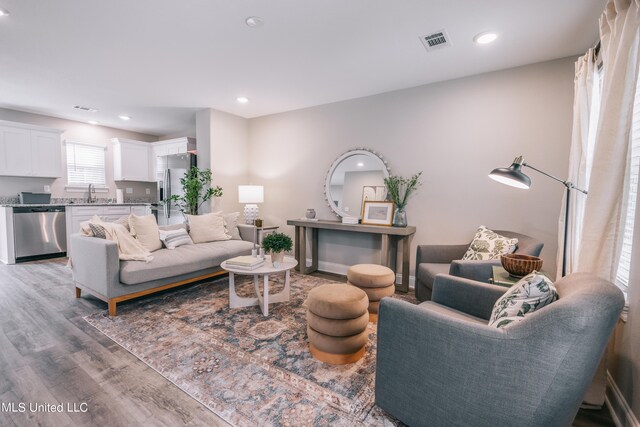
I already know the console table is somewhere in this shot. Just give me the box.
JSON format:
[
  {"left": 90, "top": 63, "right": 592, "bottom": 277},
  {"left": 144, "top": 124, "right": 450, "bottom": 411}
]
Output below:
[{"left": 286, "top": 219, "right": 416, "bottom": 292}]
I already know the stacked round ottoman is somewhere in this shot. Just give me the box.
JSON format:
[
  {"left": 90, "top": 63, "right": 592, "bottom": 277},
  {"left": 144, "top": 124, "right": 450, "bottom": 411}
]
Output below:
[
  {"left": 347, "top": 264, "right": 396, "bottom": 323},
  {"left": 306, "top": 283, "right": 369, "bottom": 364}
]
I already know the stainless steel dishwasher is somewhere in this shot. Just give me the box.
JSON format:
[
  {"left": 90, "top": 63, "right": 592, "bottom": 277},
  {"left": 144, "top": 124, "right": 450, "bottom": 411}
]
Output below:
[{"left": 13, "top": 206, "right": 67, "bottom": 261}]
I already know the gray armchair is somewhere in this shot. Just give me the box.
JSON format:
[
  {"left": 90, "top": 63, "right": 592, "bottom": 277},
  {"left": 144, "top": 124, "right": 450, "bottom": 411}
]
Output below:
[
  {"left": 415, "top": 229, "right": 543, "bottom": 301},
  {"left": 375, "top": 273, "right": 624, "bottom": 427}
]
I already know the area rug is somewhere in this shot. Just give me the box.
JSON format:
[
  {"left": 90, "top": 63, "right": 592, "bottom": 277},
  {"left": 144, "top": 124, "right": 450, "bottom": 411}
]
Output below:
[{"left": 84, "top": 272, "right": 415, "bottom": 426}]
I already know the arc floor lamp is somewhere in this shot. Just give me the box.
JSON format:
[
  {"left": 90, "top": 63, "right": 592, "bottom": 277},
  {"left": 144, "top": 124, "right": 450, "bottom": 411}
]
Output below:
[{"left": 489, "top": 156, "right": 588, "bottom": 277}]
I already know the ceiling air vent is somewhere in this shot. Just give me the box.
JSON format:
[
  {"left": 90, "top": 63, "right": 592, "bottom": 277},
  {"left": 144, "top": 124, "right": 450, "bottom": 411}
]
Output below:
[
  {"left": 73, "top": 105, "right": 98, "bottom": 113},
  {"left": 420, "top": 29, "right": 451, "bottom": 51}
]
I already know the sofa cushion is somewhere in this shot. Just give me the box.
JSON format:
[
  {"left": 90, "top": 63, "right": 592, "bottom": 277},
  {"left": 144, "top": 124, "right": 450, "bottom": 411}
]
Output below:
[
  {"left": 461, "top": 225, "right": 518, "bottom": 261},
  {"left": 129, "top": 214, "right": 162, "bottom": 252},
  {"left": 488, "top": 272, "right": 558, "bottom": 328},
  {"left": 159, "top": 228, "right": 193, "bottom": 249},
  {"left": 186, "top": 213, "right": 231, "bottom": 244},
  {"left": 119, "top": 240, "right": 253, "bottom": 285},
  {"left": 222, "top": 212, "right": 242, "bottom": 240}
]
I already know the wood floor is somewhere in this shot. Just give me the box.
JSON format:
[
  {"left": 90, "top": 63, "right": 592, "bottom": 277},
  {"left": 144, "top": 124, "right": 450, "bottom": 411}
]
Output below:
[{"left": 0, "top": 259, "right": 616, "bottom": 427}]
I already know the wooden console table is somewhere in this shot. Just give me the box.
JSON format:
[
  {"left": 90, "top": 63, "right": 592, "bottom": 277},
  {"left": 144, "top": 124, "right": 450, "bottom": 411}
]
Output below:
[{"left": 286, "top": 219, "right": 416, "bottom": 292}]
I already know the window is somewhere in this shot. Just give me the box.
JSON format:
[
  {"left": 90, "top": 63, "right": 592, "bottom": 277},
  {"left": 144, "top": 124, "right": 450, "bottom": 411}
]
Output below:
[
  {"left": 615, "top": 68, "right": 640, "bottom": 296},
  {"left": 66, "top": 141, "right": 106, "bottom": 187}
]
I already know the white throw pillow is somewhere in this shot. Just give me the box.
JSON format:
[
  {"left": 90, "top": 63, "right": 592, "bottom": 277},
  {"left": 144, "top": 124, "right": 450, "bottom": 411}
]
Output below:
[
  {"left": 461, "top": 225, "right": 518, "bottom": 261},
  {"left": 159, "top": 228, "right": 194, "bottom": 249},
  {"left": 129, "top": 214, "right": 163, "bottom": 252},
  {"left": 222, "top": 212, "right": 241, "bottom": 240},
  {"left": 488, "top": 272, "right": 558, "bottom": 328},
  {"left": 186, "top": 213, "right": 231, "bottom": 243}
]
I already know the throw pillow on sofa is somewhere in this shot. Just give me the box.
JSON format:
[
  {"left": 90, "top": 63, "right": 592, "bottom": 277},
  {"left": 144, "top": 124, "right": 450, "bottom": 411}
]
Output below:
[
  {"left": 186, "top": 213, "right": 231, "bottom": 243},
  {"left": 159, "top": 228, "right": 194, "bottom": 249},
  {"left": 222, "top": 212, "right": 241, "bottom": 240},
  {"left": 488, "top": 272, "right": 558, "bottom": 328},
  {"left": 129, "top": 214, "right": 163, "bottom": 252},
  {"left": 462, "top": 225, "right": 518, "bottom": 261}
]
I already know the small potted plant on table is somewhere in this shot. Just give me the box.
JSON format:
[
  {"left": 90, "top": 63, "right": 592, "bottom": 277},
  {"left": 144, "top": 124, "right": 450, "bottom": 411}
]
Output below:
[{"left": 262, "top": 232, "right": 293, "bottom": 267}]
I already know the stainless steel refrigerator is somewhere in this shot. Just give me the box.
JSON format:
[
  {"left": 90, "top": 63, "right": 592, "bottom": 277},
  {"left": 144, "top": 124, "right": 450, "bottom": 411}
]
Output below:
[{"left": 156, "top": 153, "right": 197, "bottom": 225}]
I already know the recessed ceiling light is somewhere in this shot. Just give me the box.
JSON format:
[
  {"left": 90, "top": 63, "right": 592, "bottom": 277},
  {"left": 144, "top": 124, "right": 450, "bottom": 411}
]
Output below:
[
  {"left": 236, "top": 96, "right": 249, "bottom": 104},
  {"left": 88, "top": 120, "right": 100, "bottom": 125},
  {"left": 0, "top": 8, "right": 9, "bottom": 17},
  {"left": 474, "top": 32, "right": 498, "bottom": 45},
  {"left": 245, "top": 16, "right": 263, "bottom": 28},
  {"left": 357, "top": 162, "right": 364, "bottom": 167},
  {"left": 118, "top": 115, "right": 132, "bottom": 121}
]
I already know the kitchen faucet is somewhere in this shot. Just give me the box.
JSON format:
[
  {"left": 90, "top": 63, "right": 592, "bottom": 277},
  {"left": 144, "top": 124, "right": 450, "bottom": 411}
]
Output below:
[{"left": 87, "top": 183, "right": 95, "bottom": 203}]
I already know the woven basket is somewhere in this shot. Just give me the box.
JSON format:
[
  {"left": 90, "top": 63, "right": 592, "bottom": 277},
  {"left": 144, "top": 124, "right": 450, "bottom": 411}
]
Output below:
[{"left": 500, "top": 253, "right": 543, "bottom": 277}]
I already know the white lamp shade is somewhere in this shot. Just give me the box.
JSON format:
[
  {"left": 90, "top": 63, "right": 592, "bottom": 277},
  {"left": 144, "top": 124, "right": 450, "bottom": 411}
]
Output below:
[{"left": 238, "top": 185, "right": 264, "bottom": 204}]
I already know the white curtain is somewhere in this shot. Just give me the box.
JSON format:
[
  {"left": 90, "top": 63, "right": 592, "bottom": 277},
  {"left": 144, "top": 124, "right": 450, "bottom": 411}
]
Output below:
[
  {"left": 578, "top": 0, "right": 640, "bottom": 279},
  {"left": 576, "top": 0, "right": 640, "bottom": 407},
  {"left": 556, "top": 49, "right": 597, "bottom": 279}
]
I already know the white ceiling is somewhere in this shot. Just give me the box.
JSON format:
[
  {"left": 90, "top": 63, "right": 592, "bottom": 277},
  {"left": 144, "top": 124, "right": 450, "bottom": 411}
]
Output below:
[{"left": 0, "top": 0, "right": 605, "bottom": 136}]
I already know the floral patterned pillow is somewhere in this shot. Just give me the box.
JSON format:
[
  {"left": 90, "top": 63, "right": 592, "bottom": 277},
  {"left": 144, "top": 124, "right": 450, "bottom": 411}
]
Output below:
[
  {"left": 461, "top": 225, "right": 518, "bottom": 261},
  {"left": 488, "top": 272, "right": 558, "bottom": 328}
]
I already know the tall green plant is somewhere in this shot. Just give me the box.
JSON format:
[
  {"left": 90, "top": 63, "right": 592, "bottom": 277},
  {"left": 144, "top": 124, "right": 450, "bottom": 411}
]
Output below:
[
  {"left": 168, "top": 166, "right": 223, "bottom": 215},
  {"left": 384, "top": 171, "right": 423, "bottom": 209}
]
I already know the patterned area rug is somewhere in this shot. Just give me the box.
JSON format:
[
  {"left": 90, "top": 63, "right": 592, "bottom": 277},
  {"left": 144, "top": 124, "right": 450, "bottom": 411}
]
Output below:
[{"left": 84, "top": 272, "right": 416, "bottom": 426}]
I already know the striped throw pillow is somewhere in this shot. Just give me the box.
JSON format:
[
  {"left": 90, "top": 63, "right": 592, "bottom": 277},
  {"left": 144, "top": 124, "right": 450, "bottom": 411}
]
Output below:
[{"left": 159, "top": 228, "right": 193, "bottom": 249}]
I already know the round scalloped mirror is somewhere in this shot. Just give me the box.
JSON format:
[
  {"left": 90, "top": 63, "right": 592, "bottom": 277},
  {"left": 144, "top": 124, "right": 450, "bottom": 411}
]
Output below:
[{"left": 324, "top": 149, "right": 390, "bottom": 219}]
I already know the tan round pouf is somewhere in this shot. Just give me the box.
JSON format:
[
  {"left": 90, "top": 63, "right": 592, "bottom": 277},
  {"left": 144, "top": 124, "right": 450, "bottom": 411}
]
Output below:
[
  {"left": 347, "top": 264, "right": 396, "bottom": 323},
  {"left": 306, "top": 284, "right": 369, "bottom": 364}
]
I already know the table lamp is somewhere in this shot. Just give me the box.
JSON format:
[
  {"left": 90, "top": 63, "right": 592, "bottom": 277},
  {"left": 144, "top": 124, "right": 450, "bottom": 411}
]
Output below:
[{"left": 238, "top": 185, "right": 264, "bottom": 225}]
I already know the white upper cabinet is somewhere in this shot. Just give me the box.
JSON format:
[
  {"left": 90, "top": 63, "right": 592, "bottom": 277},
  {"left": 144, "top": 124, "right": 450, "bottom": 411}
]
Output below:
[
  {"left": 152, "top": 137, "right": 196, "bottom": 158},
  {"left": 112, "top": 138, "right": 154, "bottom": 182},
  {"left": 0, "top": 121, "right": 63, "bottom": 178}
]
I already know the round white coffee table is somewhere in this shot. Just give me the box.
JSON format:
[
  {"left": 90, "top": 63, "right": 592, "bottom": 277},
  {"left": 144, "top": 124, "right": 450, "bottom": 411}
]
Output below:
[{"left": 221, "top": 256, "right": 298, "bottom": 316}]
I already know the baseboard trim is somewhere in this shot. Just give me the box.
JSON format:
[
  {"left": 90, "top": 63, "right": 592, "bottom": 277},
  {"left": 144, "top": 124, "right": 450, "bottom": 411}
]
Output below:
[
  {"left": 306, "top": 259, "right": 415, "bottom": 290},
  {"left": 606, "top": 370, "right": 639, "bottom": 427}
]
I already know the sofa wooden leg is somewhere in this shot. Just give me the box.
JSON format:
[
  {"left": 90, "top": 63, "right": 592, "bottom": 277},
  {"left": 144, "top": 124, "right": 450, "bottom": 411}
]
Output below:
[
  {"left": 75, "top": 287, "right": 81, "bottom": 298},
  {"left": 108, "top": 301, "right": 117, "bottom": 317}
]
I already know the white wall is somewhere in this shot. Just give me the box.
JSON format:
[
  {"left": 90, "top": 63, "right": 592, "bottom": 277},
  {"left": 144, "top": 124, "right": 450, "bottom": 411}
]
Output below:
[
  {"left": 248, "top": 57, "right": 576, "bottom": 278},
  {"left": 0, "top": 108, "right": 159, "bottom": 200},
  {"left": 196, "top": 108, "right": 250, "bottom": 214}
]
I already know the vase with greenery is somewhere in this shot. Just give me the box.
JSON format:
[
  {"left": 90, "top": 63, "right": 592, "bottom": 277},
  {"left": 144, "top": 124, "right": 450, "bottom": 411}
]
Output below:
[
  {"left": 168, "top": 166, "right": 223, "bottom": 217},
  {"left": 383, "top": 171, "right": 423, "bottom": 227},
  {"left": 262, "top": 232, "right": 293, "bottom": 267}
]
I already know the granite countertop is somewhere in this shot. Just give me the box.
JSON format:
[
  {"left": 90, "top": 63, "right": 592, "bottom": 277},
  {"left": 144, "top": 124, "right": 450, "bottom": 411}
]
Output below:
[{"left": 0, "top": 203, "right": 152, "bottom": 208}]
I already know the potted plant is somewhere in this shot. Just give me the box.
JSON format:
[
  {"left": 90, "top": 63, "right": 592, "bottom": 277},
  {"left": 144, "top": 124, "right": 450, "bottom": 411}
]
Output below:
[
  {"left": 262, "top": 232, "right": 293, "bottom": 267},
  {"left": 168, "top": 166, "right": 223, "bottom": 217},
  {"left": 383, "top": 171, "right": 423, "bottom": 227}
]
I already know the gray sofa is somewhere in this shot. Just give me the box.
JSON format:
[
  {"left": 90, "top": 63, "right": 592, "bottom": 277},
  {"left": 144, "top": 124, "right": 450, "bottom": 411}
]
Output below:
[
  {"left": 415, "top": 230, "right": 544, "bottom": 301},
  {"left": 375, "top": 273, "right": 624, "bottom": 427},
  {"left": 71, "top": 223, "right": 255, "bottom": 316}
]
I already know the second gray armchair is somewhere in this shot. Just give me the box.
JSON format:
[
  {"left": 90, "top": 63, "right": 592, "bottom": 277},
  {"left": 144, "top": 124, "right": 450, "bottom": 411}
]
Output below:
[{"left": 415, "top": 229, "right": 543, "bottom": 301}]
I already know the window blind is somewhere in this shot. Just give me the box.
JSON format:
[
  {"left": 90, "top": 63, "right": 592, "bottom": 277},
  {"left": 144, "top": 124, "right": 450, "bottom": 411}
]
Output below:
[
  {"left": 614, "top": 70, "right": 640, "bottom": 294},
  {"left": 66, "top": 141, "right": 106, "bottom": 186}
]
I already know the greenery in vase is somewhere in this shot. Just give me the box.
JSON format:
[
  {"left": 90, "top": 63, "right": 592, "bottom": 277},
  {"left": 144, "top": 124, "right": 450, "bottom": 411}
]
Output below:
[
  {"left": 262, "top": 232, "right": 293, "bottom": 254},
  {"left": 384, "top": 171, "right": 423, "bottom": 210},
  {"left": 168, "top": 166, "right": 223, "bottom": 215}
]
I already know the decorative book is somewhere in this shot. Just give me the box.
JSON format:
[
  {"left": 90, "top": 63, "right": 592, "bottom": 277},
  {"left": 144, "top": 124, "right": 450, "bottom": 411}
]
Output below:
[{"left": 226, "top": 255, "right": 264, "bottom": 267}]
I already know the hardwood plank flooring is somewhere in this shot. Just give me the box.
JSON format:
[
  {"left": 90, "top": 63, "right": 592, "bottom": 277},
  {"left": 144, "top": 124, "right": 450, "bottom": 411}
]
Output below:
[{"left": 0, "top": 259, "right": 616, "bottom": 426}]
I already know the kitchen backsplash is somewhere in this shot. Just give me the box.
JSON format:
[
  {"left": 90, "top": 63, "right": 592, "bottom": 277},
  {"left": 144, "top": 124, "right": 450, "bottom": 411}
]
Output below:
[{"left": 0, "top": 196, "right": 155, "bottom": 204}]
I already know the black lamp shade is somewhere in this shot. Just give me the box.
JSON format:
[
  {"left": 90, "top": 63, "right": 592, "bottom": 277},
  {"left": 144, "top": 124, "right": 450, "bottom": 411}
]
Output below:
[{"left": 489, "top": 162, "right": 531, "bottom": 189}]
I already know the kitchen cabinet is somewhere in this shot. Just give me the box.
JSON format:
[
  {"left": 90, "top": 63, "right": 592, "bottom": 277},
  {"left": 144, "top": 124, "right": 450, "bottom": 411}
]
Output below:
[
  {"left": 152, "top": 137, "right": 196, "bottom": 158},
  {"left": 112, "top": 138, "right": 154, "bottom": 182},
  {"left": 0, "top": 121, "right": 63, "bottom": 178},
  {"left": 65, "top": 205, "right": 151, "bottom": 257}
]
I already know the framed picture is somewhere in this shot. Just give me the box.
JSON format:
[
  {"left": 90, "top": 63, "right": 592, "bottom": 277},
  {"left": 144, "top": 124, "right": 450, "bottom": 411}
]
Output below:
[
  {"left": 361, "top": 185, "right": 388, "bottom": 217},
  {"left": 362, "top": 201, "right": 394, "bottom": 226}
]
